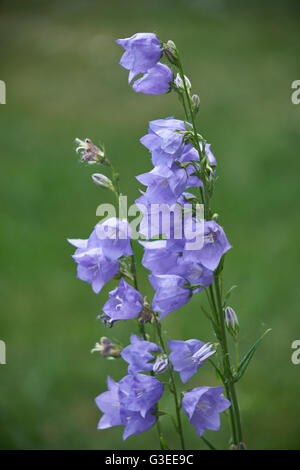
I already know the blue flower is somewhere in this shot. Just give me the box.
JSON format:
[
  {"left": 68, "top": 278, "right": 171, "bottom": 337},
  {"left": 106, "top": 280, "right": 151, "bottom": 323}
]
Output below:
[
  {"left": 102, "top": 278, "right": 143, "bottom": 324},
  {"left": 182, "top": 386, "right": 231, "bottom": 437},
  {"left": 116, "top": 33, "right": 162, "bottom": 83},
  {"left": 149, "top": 274, "right": 192, "bottom": 320},
  {"left": 168, "top": 339, "right": 216, "bottom": 383},
  {"left": 121, "top": 334, "right": 161, "bottom": 373},
  {"left": 93, "top": 218, "right": 133, "bottom": 261},
  {"left": 68, "top": 237, "right": 119, "bottom": 294},
  {"left": 95, "top": 375, "right": 160, "bottom": 440},
  {"left": 183, "top": 220, "right": 231, "bottom": 271},
  {"left": 132, "top": 63, "right": 173, "bottom": 95}
]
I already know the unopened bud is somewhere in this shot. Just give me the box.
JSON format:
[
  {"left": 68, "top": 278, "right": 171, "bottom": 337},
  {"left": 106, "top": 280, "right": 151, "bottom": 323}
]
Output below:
[
  {"left": 163, "top": 40, "right": 179, "bottom": 65},
  {"left": 175, "top": 73, "right": 191, "bottom": 91},
  {"left": 192, "top": 94, "right": 200, "bottom": 113},
  {"left": 153, "top": 354, "right": 169, "bottom": 374},
  {"left": 92, "top": 173, "right": 114, "bottom": 190},
  {"left": 225, "top": 306, "right": 239, "bottom": 336}
]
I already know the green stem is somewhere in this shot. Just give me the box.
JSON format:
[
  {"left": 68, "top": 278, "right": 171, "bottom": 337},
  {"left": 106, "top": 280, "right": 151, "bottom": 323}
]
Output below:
[
  {"left": 156, "top": 321, "right": 185, "bottom": 450},
  {"left": 214, "top": 276, "right": 243, "bottom": 444},
  {"left": 175, "top": 55, "right": 244, "bottom": 446}
]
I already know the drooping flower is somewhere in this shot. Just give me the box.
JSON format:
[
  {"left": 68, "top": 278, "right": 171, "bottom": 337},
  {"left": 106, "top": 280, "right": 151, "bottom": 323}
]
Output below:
[
  {"left": 68, "top": 237, "right": 119, "bottom": 294},
  {"left": 95, "top": 376, "right": 158, "bottom": 440},
  {"left": 118, "top": 373, "right": 164, "bottom": 418},
  {"left": 140, "top": 117, "right": 217, "bottom": 169},
  {"left": 132, "top": 63, "right": 173, "bottom": 95},
  {"left": 121, "top": 334, "right": 161, "bottom": 373},
  {"left": 168, "top": 339, "right": 216, "bottom": 383},
  {"left": 102, "top": 278, "right": 143, "bottom": 324},
  {"left": 182, "top": 386, "right": 231, "bottom": 437},
  {"left": 184, "top": 220, "right": 231, "bottom": 271},
  {"left": 140, "top": 117, "right": 186, "bottom": 167},
  {"left": 94, "top": 218, "right": 133, "bottom": 261},
  {"left": 149, "top": 274, "right": 192, "bottom": 320},
  {"left": 116, "top": 33, "right": 162, "bottom": 83},
  {"left": 137, "top": 163, "right": 188, "bottom": 205}
]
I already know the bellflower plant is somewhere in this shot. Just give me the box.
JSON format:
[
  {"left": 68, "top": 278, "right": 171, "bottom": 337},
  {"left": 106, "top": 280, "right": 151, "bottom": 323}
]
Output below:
[{"left": 68, "top": 32, "right": 271, "bottom": 450}]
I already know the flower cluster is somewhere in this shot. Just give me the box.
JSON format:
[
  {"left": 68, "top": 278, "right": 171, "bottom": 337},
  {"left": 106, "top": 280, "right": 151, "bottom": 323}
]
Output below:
[
  {"left": 135, "top": 116, "right": 231, "bottom": 320},
  {"left": 117, "top": 33, "right": 173, "bottom": 95},
  {"left": 67, "top": 31, "right": 251, "bottom": 449},
  {"left": 94, "top": 334, "right": 229, "bottom": 439}
]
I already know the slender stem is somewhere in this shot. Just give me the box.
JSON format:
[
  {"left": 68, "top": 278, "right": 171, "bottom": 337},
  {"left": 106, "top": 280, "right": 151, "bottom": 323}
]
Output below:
[
  {"left": 201, "top": 436, "right": 217, "bottom": 450},
  {"left": 156, "top": 321, "right": 185, "bottom": 450},
  {"left": 214, "top": 276, "right": 243, "bottom": 443},
  {"left": 175, "top": 54, "right": 244, "bottom": 446}
]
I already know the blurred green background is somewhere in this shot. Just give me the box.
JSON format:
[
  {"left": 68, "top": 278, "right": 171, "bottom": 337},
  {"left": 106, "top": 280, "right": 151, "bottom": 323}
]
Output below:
[{"left": 1, "top": 0, "right": 300, "bottom": 450}]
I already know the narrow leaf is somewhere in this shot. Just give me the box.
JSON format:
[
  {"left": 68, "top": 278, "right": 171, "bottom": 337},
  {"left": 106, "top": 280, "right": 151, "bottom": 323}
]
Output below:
[{"left": 233, "top": 329, "right": 271, "bottom": 383}]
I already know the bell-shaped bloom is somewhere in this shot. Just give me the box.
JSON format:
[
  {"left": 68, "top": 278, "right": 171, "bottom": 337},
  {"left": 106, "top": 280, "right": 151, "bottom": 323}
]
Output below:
[
  {"left": 136, "top": 164, "right": 187, "bottom": 205},
  {"left": 102, "top": 278, "right": 143, "bottom": 324},
  {"left": 121, "top": 334, "right": 161, "bottom": 373},
  {"left": 140, "top": 117, "right": 217, "bottom": 169},
  {"left": 95, "top": 376, "right": 159, "bottom": 440},
  {"left": 94, "top": 218, "right": 133, "bottom": 261},
  {"left": 68, "top": 238, "right": 119, "bottom": 294},
  {"left": 118, "top": 373, "right": 164, "bottom": 418},
  {"left": 182, "top": 386, "right": 231, "bottom": 437},
  {"left": 132, "top": 63, "right": 173, "bottom": 95},
  {"left": 140, "top": 117, "right": 187, "bottom": 167},
  {"left": 168, "top": 339, "right": 216, "bottom": 383},
  {"left": 184, "top": 220, "right": 231, "bottom": 271},
  {"left": 116, "top": 33, "right": 162, "bottom": 83},
  {"left": 149, "top": 274, "right": 191, "bottom": 320}
]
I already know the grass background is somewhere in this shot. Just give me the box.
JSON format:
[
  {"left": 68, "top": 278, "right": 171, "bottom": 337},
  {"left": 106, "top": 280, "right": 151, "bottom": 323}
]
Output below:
[{"left": 1, "top": 0, "right": 300, "bottom": 450}]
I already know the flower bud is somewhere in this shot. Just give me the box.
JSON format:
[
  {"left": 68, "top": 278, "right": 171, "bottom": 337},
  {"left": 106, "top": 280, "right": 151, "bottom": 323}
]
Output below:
[
  {"left": 175, "top": 73, "right": 191, "bottom": 91},
  {"left": 163, "top": 40, "right": 179, "bottom": 65},
  {"left": 153, "top": 354, "right": 169, "bottom": 374},
  {"left": 192, "top": 94, "right": 200, "bottom": 113},
  {"left": 92, "top": 173, "right": 114, "bottom": 190},
  {"left": 225, "top": 306, "right": 239, "bottom": 336}
]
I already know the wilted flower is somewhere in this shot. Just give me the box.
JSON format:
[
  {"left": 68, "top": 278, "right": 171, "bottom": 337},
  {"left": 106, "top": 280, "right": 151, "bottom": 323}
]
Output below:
[
  {"left": 168, "top": 339, "right": 216, "bottom": 383},
  {"left": 75, "top": 138, "right": 104, "bottom": 164},
  {"left": 182, "top": 386, "right": 231, "bottom": 437},
  {"left": 102, "top": 278, "right": 143, "bottom": 324},
  {"left": 91, "top": 337, "right": 121, "bottom": 358}
]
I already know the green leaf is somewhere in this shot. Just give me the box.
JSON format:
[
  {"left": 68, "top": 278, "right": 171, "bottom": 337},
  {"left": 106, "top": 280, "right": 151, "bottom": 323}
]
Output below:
[
  {"left": 233, "top": 329, "right": 271, "bottom": 383},
  {"left": 152, "top": 410, "right": 167, "bottom": 417},
  {"left": 224, "top": 285, "right": 238, "bottom": 304}
]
